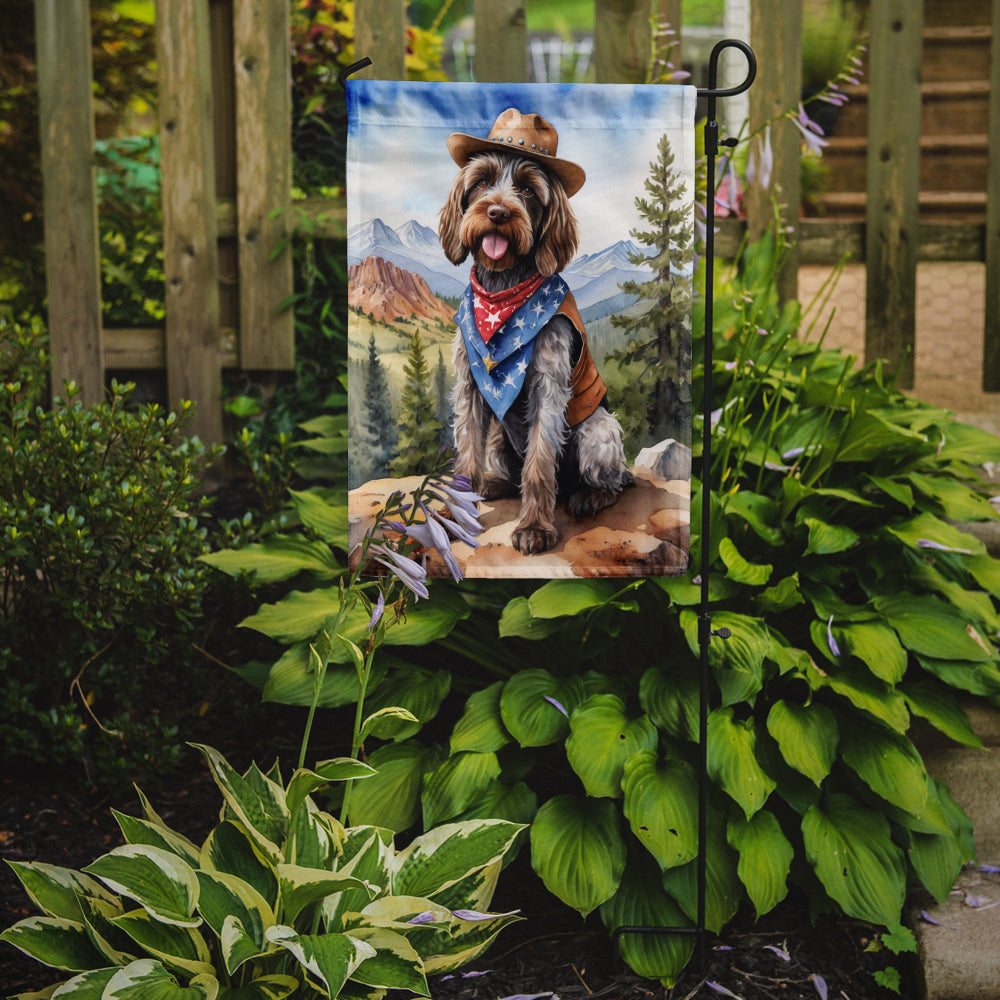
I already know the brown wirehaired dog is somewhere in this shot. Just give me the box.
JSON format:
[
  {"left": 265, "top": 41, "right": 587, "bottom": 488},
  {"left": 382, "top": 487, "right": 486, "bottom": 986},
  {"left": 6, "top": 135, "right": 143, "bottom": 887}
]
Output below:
[{"left": 439, "top": 109, "right": 632, "bottom": 555}]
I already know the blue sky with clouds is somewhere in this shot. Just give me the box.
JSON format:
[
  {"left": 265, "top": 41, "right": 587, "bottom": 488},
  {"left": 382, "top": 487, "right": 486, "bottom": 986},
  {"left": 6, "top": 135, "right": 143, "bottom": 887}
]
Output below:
[{"left": 346, "top": 80, "right": 697, "bottom": 258}]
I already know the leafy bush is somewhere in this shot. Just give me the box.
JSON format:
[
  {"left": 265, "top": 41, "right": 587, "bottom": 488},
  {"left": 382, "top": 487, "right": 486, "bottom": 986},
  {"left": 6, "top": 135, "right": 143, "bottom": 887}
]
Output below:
[
  {"left": 0, "top": 317, "right": 220, "bottom": 783},
  {"left": 212, "top": 229, "right": 1000, "bottom": 984},
  {"left": 1, "top": 743, "right": 524, "bottom": 998}
]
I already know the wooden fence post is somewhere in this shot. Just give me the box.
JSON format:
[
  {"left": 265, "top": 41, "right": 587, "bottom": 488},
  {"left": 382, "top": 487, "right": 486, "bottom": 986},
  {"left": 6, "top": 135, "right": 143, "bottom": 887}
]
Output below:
[
  {"left": 983, "top": 0, "right": 1000, "bottom": 390},
  {"left": 864, "top": 0, "right": 923, "bottom": 389},
  {"left": 474, "top": 0, "right": 527, "bottom": 82},
  {"left": 354, "top": 0, "right": 406, "bottom": 80},
  {"left": 233, "top": 0, "right": 294, "bottom": 369},
  {"left": 157, "top": 0, "right": 223, "bottom": 445},
  {"left": 746, "top": 0, "right": 801, "bottom": 306},
  {"left": 34, "top": 0, "right": 104, "bottom": 405},
  {"left": 594, "top": 0, "right": 653, "bottom": 84}
]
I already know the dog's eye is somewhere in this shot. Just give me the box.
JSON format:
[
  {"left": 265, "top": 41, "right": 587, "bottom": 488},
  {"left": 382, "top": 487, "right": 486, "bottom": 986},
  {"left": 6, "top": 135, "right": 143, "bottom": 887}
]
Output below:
[
  {"left": 475, "top": 179, "right": 489, "bottom": 190},
  {"left": 517, "top": 186, "right": 535, "bottom": 198}
]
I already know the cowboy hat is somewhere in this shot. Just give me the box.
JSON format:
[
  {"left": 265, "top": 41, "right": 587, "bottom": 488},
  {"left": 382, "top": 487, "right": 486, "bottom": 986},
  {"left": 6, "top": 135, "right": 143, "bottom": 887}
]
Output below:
[{"left": 446, "top": 108, "right": 586, "bottom": 197}]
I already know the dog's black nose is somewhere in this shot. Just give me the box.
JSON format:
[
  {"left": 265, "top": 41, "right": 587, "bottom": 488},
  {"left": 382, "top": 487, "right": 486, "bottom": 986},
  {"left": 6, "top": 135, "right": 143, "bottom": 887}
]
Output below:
[{"left": 487, "top": 204, "right": 511, "bottom": 224}]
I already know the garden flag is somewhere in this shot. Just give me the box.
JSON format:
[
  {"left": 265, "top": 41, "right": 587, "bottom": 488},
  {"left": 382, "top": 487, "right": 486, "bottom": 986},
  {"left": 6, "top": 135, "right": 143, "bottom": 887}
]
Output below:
[{"left": 346, "top": 80, "right": 696, "bottom": 579}]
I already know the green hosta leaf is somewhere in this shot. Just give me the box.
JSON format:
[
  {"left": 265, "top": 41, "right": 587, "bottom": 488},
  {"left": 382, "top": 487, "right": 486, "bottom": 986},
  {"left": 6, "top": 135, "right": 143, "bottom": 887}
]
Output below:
[
  {"left": 499, "top": 670, "right": 585, "bottom": 747},
  {"left": 875, "top": 594, "right": 995, "bottom": 662},
  {"left": 765, "top": 700, "right": 838, "bottom": 786},
  {"left": 195, "top": 871, "right": 273, "bottom": 974},
  {"left": 265, "top": 926, "right": 375, "bottom": 998},
  {"left": 599, "top": 853, "right": 694, "bottom": 987},
  {"left": 421, "top": 751, "right": 502, "bottom": 828},
  {"left": 803, "top": 517, "right": 859, "bottom": 556},
  {"left": 906, "top": 472, "right": 998, "bottom": 522},
  {"left": 935, "top": 421, "right": 1000, "bottom": 464},
  {"left": 724, "top": 490, "right": 784, "bottom": 546},
  {"left": 83, "top": 846, "right": 200, "bottom": 928},
  {"left": 566, "top": 695, "right": 658, "bottom": 798},
  {"left": 261, "top": 644, "right": 385, "bottom": 709},
  {"left": 450, "top": 682, "right": 511, "bottom": 754},
  {"left": 393, "top": 820, "right": 524, "bottom": 900},
  {"left": 755, "top": 573, "right": 805, "bottom": 614},
  {"left": 621, "top": 751, "right": 699, "bottom": 871},
  {"left": 834, "top": 621, "right": 907, "bottom": 684},
  {"left": 802, "top": 793, "right": 906, "bottom": 926},
  {"left": 111, "top": 908, "right": 214, "bottom": 978},
  {"left": 707, "top": 708, "right": 776, "bottom": 818},
  {"left": 727, "top": 811, "right": 793, "bottom": 917},
  {"left": 967, "top": 553, "right": 1000, "bottom": 597},
  {"left": 347, "top": 740, "right": 442, "bottom": 832},
  {"left": 288, "top": 488, "right": 348, "bottom": 546},
  {"left": 497, "top": 596, "right": 564, "bottom": 639},
  {"left": 839, "top": 718, "right": 929, "bottom": 816},
  {"left": 200, "top": 822, "right": 278, "bottom": 910},
  {"left": 680, "top": 610, "right": 770, "bottom": 706},
  {"left": 112, "top": 812, "right": 201, "bottom": 868},
  {"left": 808, "top": 661, "right": 910, "bottom": 732},
  {"left": 886, "top": 512, "right": 985, "bottom": 557},
  {"left": 191, "top": 746, "right": 287, "bottom": 863},
  {"left": 901, "top": 680, "right": 982, "bottom": 748},
  {"left": 718, "top": 536, "right": 772, "bottom": 586},
  {"left": 661, "top": 811, "right": 741, "bottom": 933},
  {"left": 346, "top": 926, "right": 428, "bottom": 994},
  {"left": 639, "top": 664, "right": 699, "bottom": 742},
  {"left": 200, "top": 536, "right": 341, "bottom": 584},
  {"left": 453, "top": 779, "right": 538, "bottom": 827},
  {"left": 530, "top": 795, "right": 626, "bottom": 917},
  {"left": 103, "top": 959, "right": 218, "bottom": 999},
  {"left": 362, "top": 667, "right": 451, "bottom": 740},
  {"left": 835, "top": 410, "right": 927, "bottom": 463},
  {"left": 5, "top": 862, "right": 118, "bottom": 923},
  {"left": 0, "top": 916, "right": 107, "bottom": 971},
  {"left": 527, "top": 578, "right": 620, "bottom": 617},
  {"left": 916, "top": 655, "right": 1000, "bottom": 697},
  {"left": 909, "top": 828, "right": 966, "bottom": 905},
  {"left": 216, "top": 975, "right": 299, "bottom": 1000},
  {"left": 277, "top": 865, "right": 374, "bottom": 925},
  {"left": 911, "top": 562, "right": 1000, "bottom": 633}
]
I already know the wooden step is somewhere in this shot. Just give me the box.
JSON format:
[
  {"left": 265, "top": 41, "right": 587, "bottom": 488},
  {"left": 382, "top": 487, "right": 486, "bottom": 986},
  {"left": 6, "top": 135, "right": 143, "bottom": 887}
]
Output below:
[
  {"left": 922, "top": 25, "right": 993, "bottom": 83},
  {"left": 922, "top": 0, "right": 992, "bottom": 28},
  {"left": 813, "top": 190, "right": 987, "bottom": 222},
  {"left": 822, "top": 134, "right": 989, "bottom": 193}
]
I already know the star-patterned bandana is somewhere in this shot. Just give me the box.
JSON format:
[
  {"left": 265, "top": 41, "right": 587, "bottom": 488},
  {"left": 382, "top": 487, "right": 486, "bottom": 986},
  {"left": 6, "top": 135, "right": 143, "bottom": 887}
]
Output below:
[
  {"left": 470, "top": 270, "right": 547, "bottom": 343},
  {"left": 456, "top": 272, "right": 570, "bottom": 421}
]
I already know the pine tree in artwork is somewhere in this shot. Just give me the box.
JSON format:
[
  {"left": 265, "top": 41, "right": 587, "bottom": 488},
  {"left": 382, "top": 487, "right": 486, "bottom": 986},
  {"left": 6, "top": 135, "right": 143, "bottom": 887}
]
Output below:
[
  {"left": 389, "top": 329, "right": 442, "bottom": 477},
  {"left": 434, "top": 348, "right": 454, "bottom": 448},
  {"left": 355, "top": 332, "right": 397, "bottom": 483},
  {"left": 610, "top": 132, "right": 694, "bottom": 450}
]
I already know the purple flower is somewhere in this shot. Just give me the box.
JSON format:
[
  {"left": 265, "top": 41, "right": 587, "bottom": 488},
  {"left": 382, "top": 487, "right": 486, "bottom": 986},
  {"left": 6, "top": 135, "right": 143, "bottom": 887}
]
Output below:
[
  {"left": 369, "top": 542, "right": 429, "bottom": 600},
  {"left": 763, "top": 944, "right": 790, "bottom": 961},
  {"left": 404, "top": 502, "right": 463, "bottom": 581},
  {"left": 451, "top": 908, "right": 520, "bottom": 921},
  {"left": 747, "top": 125, "right": 774, "bottom": 191},
  {"left": 791, "top": 104, "right": 829, "bottom": 156},
  {"left": 407, "top": 911, "right": 438, "bottom": 925},
  {"left": 424, "top": 500, "right": 481, "bottom": 549},
  {"left": 706, "top": 983, "right": 742, "bottom": 999},
  {"left": 812, "top": 974, "right": 828, "bottom": 1000},
  {"left": 367, "top": 590, "right": 385, "bottom": 631},
  {"left": 826, "top": 616, "right": 841, "bottom": 658},
  {"left": 917, "top": 538, "right": 973, "bottom": 555},
  {"left": 544, "top": 695, "right": 569, "bottom": 718}
]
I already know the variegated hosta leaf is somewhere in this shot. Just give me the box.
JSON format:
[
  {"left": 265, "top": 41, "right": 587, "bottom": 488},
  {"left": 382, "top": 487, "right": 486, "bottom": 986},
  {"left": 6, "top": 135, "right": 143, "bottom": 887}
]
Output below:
[
  {"left": 112, "top": 810, "right": 202, "bottom": 868},
  {"left": 0, "top": 916, "right": 107, "bottom": 972},
  {"left": 214, "top": 975, "right": 299, "bottom": 1000},
  {"left": 276, "top": 864, "right": 376, "bottom": 925},
  {"left": 420, "top": 751, "right": 502, "bottom": 829},
  {"left": 344, "top": 926, "right": 429, "bottom": 995},
  {"left": 529, "top": 795, "right": 626, "bottom": 917},
  {"left": 110, "top": 908, "right": 214, "bottom": 979},
  {"left": 102, "top": 958, "right": 218, "bottom": 999},
  {"left": 285, "top": 760, "right": 375, "bottom": 824},
  {"left": 391, "top": 820, "right": 524, "bottom": 901},
  {"left": 661, "top": 811, "right": 742, "bottom": 934},
  {"left": 288, "top": 802, "right": 343, "bottom": 870},
  {"left": 423, "top": 859, "right": 501, "bottom": 915},
  {"left": 77, "top": 894, "right": 136, "bottom": 966},
  {"left": 621, "top": 751, "right": 699, "bottom": 871},
  {"left": 200, "top": 822, "right": 278, "bottom": 910},
  {"left": 46, "top": 966, "right": 118, "bottom": 997},
  {"left": 706, "top": 707, "right": 776, "bottom": 819},
  {"left": 802, "top": 793, "right": 906, "bottom": 926},
  {"left": 83, "top": 846, "right": 200, "bottom": 928},
  {"left": 362, "top": 668, "right": 452, "bottom": 741},
  {"left": 599, "top": 853, "right": 694, "bottom": 987},
  {"left": 765, "top": 700, "right": 838, "bottom": 786},
  {"left": 450, "top": 681, "right": 511, "bottom": 754},
  {"left": 323, "top": 829, "right": 393, "bottom": 931},
  {"left": 4, "top": 862, "right": 118, "bottom": 922},
  {"left": 265, "top": 926, "right": 375, "bottom": 998},
  {"left": 566, "top": 695, "right": 658, "bottom": 799},
  {"left": 499, "top": 669, "right": 585, "bottom": 747},
  {"left": 727, "top": 810, "right": 793, "bottom": 918},
  {"left": 422, "top": 907, "right": 522, "bottom": 975},
  {"left": 195, "top": 871, "right": 274, "bottom": 974},
  {"left": 191, "top": 745, "right": 287, "bottom": 863}
]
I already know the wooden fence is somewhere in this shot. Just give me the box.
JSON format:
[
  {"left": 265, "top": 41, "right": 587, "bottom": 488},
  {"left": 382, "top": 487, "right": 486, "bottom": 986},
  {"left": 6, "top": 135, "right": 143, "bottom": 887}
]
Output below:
[{"left": 33, "top": 0, "right": 1000, "bottom": 445}]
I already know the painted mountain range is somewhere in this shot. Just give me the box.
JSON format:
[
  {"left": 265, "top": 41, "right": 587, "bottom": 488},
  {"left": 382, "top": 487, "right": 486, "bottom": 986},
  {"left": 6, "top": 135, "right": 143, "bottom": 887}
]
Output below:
[
  {"left": 348, "top": 256, "right": 454, "bottom": 325},
  {"left": 348, "top": 218, "right": 648, "bottom": 318}
]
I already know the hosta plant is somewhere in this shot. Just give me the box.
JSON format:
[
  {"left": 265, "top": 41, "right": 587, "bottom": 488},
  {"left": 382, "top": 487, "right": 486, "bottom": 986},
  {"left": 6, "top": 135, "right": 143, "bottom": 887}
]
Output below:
[{"left": 1, "top": 744, "right": 523, "bottom": 999}]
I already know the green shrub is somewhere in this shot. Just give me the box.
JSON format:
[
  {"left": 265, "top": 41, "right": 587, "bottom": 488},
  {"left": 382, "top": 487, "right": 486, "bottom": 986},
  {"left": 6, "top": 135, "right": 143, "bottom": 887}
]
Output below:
[{"left": 0, "top": 316, "right": 220, "bottom": 783}]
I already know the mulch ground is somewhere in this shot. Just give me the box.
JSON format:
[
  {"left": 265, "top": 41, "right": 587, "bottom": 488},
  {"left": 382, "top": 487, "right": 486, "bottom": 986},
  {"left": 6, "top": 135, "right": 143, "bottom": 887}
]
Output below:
[{"left": 1, "top": 738, "right": 913, "bottom": 1000}]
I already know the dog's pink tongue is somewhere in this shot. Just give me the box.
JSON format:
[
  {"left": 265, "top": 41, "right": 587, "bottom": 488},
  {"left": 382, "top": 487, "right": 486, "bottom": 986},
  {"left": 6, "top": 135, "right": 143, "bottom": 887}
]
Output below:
[{"left": 482, "top": 233, "right": 509, "bottom": 260}]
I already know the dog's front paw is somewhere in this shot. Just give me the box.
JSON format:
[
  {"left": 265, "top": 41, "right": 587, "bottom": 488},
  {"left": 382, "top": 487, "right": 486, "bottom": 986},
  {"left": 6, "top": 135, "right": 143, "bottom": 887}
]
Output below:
[
  {"left": 512, "top": 522, "right": 558, "bottom": 554},
  {"left": 568, "top": 485, "right": 619, "bottom": 517}
]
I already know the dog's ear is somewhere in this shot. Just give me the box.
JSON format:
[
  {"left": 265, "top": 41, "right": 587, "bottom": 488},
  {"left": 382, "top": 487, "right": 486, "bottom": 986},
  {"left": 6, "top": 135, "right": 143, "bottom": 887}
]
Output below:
[
  {"left": 535, "top": 177, "right": 579, "bottom": 277},
  {"left": 438, "top": 172, "right": 469, "bottom": 266}
]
